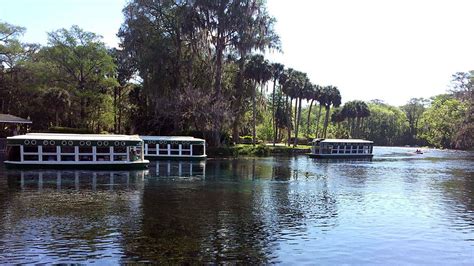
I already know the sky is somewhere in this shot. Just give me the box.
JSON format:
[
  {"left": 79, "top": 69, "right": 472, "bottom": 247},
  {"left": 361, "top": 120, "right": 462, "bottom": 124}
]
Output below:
[{"left": 1, "top": 0, "right": 474, "bottom": 106}]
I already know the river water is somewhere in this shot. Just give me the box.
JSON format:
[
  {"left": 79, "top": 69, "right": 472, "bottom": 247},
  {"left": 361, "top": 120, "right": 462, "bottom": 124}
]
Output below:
[{"left": 0, "top": 147, "right": 473, "bottom": 264}]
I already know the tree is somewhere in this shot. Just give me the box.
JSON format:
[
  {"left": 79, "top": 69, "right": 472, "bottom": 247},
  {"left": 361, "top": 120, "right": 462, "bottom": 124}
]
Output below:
[
  {"left": 244, "top": 54, "right": 271, "bottom": 146},
  {"left": 401, "top": 98, "right": 427, "bottom": 144},
  {"left": 315, "top": 86, "right": 330, "bottom": 138},
  {"left": 271, "top": 62, "right": 284, "bottom": 145},
  {"left": 364, "top": 101, "right": 408, "bottom": 145},
  {"left": 44, "top": 25, "right": 117, "bottom": 129},
  {"left": 321, "top": 86, "right": 341, "bottom": 138},
  {"left": 0, "top": 22, "right": 39, "bottom": 114},
  {"left": 292, "top": 73, "right": 310, "bottom": 147},
  {"left": 42, "top": 87, "right": 71, "bottom": 126},
  {"left": 450, "top": 71, "right": 474, "bottom": 149},
  {"left": 305, "top": 84, "right": 320, "bottom": 137},
  {"left": 419, "top": 95, "right": 467, "bottom": 148}
]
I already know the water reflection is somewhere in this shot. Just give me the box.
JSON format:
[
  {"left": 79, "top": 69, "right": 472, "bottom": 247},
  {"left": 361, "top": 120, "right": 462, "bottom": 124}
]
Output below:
[
  {"left": 7, "top": 170, "right": 147, "bottom": 191},
  {"left": 0, "top": 148, "right": 473, "bottom": 263},
  {"left": 152, "top": 160, "right": 206, "bottom": 179}
]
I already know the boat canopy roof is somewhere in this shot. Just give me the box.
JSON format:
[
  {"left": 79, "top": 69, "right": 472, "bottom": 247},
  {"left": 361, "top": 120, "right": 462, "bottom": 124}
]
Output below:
[
  {"left": 8, "top": 133, "right": 142, "bottom": 141},
  {"left": 7, "top": 133, "right": 143, "bottom": 147},
  {"left": 312, "top": 138, "right": 373, "bottom": 144},
  {"left": 0, "top": 114, "right": 32, "bottom": 124},
  {"left": 140, "top": 136, "right": 205, "bottom": 144}
]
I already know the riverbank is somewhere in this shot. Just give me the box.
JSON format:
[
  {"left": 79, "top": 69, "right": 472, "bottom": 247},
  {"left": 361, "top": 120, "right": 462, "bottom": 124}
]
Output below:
[{"left": 207, "top": 144, "right": 311, "bottom": 157}]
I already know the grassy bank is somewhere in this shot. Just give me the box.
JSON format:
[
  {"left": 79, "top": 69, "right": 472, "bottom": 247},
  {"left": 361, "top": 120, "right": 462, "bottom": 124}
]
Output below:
[{"left": 207, "top": 144, "right": 311, "bottom": 157}]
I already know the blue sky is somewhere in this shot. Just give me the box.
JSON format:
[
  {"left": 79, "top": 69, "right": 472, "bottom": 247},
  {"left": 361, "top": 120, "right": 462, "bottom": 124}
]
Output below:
[
  {"left": 1, "top": 0, "right": 474, "bottom": 106},
  {"left": 0, "top": 0, "right": 126, "bottom": 46}
]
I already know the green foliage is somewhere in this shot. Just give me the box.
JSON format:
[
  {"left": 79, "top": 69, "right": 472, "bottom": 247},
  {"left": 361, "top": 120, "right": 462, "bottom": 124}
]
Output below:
[
  {"left": 364, "top": 102, "right": 408, "bottom": 146},
  {"left": 419, "top": 95, "right": 467, "bottom": 148}
]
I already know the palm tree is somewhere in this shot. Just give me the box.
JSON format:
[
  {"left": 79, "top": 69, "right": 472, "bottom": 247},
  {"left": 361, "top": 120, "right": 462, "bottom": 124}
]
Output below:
[
  {"left": 245, "top": 54, "right": 272, "bottom": 146},
  {"left": 341, "top": 100, "right": 370, "bottom": 138},
  {"left": 355, "top": 101, "right": 370, "bottom": 138},
  {"left": 271, "top": 63, "right": 284, "bottom": 146},
  {"left": 322, "top": 86, "right": 341, "bottom": 138},
  {"left": 279, "top": 68, "right": 293, "bottom": 146},
  {"left": 293, "top": 74, "right": 310, "bottom": 147},
  {"left": 341, "top": 101, "right": 357, "bottom": 137},
  {"left": 305, "top": 84, "right": 321, "bottom": 136},
  {"left": 315, "top": 86, "right": 329, "bottom": 138}
]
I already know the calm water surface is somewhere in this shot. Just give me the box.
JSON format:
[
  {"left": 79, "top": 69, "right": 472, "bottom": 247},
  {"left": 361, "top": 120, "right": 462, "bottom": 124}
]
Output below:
[{"left": 0, "top": 147, "right": 473, "bottom": 264}]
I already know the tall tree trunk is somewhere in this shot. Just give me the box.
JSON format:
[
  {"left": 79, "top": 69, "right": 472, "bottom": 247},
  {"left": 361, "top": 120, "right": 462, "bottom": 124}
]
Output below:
[
  {"left": 356, "top": 116, "right": 361, "bottom": 138},
  {"left": 252, "top": 81, "right": 257, "bottom": 146},
  {"left": 315, "top": 104, "right": 323, "bottom": 138},
  {"left": 306, "top": 99, "right": 314, "bottom": 137},
  {"left": 232, "top": 53, "right": 246, "bottom": 144},
  {"left": 287, "top": 96, "right": 292, "bottom": 146},
  {"left": 214, "top": 35, "right": 224, "bottom": 98},
  {"left": 294, "top": 97, "right": 303, "bottom": 147},
  {"left": 272, "top": 78, "right": 277, "bottom": 146},
  {"left": 113, "top": 87, "right": 118, "bottom": 133},
  {"left": 323, "top": 105, "right": 330, "bottom": 138}
]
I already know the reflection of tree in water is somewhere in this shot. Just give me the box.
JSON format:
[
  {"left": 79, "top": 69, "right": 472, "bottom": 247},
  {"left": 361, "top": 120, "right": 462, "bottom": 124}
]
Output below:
[
  {"left": 439, "top": 170, "right": 474, "bottom": 229},
  {"left": 0, "top": 164, "right": 10, "bottom": 247},
  {"left": 263, "top": 157, "right": 339, "bottom": 242},
  {"left": 124, "top": 158, "right": 338, "bottom": 263},
  {"left": 129, "top": 178, "right": 275, "bottom": 263},
  {"left": 0, "top": 170, "right": 145, "bottom": 263}
]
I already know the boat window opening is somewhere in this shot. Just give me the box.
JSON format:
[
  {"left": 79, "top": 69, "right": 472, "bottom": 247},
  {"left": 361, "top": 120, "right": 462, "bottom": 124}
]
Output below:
[
  {"left": 79, "top": 155, "right": 93, "bottom": 161},
  {"left": 147, "top": 143, "right": 157, "bottom": 154},
  {"left": 114, "top": 155, "right": 127, "bottom": 161},
  {"left": 42, "top": 155, "right": 57, "bottom": 161},
  {"left": 352, "top": 145, "right": 358, "bottom": 153},
  {"left": 61, "top": 146, "right": 75, "bottom": 153},
  {"left": 23, "top": 155, "right": 39, "bottom": 161},
  {"left": 192, "top": 145, "right": 204, "bottom": 156},
  {"left": 113, "top": 146, "right": 127, "bottom": 154},
  {"left": 181, "top": 143, "right": 191, "bottom": 155},
  {"left": 170, "top": 144, "right": 180, "bottom": 155},
  {"left": 158, "top": 144, "right": 168, "bottom": 155},
  {"left": 61, "top": 155, "right": 75, "bottom": 161},
  {"left": 344, "top": 146, "right": 351, "bottom": 153},
  {"left": 42, "top": 146, "right": 56, "bottom": 153},
  {"left": 24, "top": 146, "right": 38, "bottom": 153},
  {"left": 96, "top": 147, "right": 110, "bottom": 154},
  {"left": 79, "top": 147, "right": 93, "bottom": 153},
  {"left": 7, "top": 146, "right": 21, "bottom": 161},
  {"left": 96, "top": 155, "right": 110, "bottom": 161}
]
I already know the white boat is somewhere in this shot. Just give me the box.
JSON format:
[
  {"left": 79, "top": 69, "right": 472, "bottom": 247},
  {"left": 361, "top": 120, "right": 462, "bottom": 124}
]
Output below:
[
  {"left": 140, "top": 136, "right": 207, "bottom": 160},
  {"left": 309, "top": 138, "right": 374, "bottom": 159},
  {"left": 4, "top": 133, "right": 149, "bottom": 169}
]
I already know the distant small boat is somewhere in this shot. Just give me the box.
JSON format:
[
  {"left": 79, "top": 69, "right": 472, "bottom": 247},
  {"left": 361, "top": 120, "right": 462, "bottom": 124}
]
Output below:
[{"left": 414, "top": 149, "right": 423, "bottom": 154}]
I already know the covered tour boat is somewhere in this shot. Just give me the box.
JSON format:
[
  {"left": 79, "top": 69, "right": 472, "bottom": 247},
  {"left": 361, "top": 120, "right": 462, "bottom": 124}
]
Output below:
[
  {"left": 140, "top": 136, "right": 207, "bottom": 160},
  {"left": 309, "top": 138, "right": 374, "bottom": 159},
  {"left": 4, "top": 133, "right": 149, "bottom": 169}
]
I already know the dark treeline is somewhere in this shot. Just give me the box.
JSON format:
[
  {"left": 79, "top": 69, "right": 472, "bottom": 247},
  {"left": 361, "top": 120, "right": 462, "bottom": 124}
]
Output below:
[{"left": 0, "top": 0, "right": 472, "bottom": 149}]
